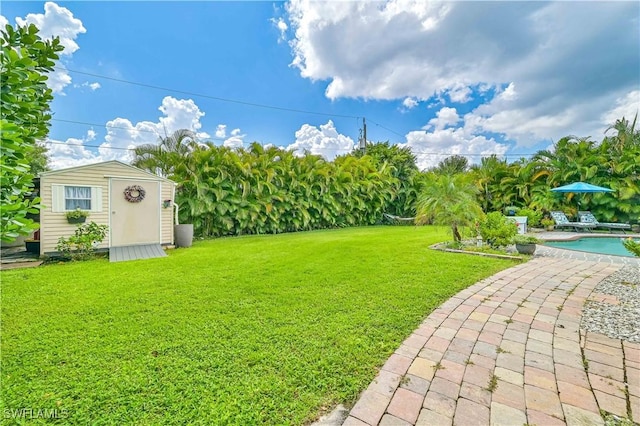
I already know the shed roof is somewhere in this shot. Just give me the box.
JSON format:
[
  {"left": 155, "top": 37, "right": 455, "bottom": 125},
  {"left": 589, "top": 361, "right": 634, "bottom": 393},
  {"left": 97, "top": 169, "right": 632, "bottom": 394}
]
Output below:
[{"left": 39, "top": 160, "right": 175, "bottom": 184}]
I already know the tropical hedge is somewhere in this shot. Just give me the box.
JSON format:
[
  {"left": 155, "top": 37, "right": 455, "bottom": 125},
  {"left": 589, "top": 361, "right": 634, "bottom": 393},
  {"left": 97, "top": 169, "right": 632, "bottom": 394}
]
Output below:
[
  {"left": 469, "top": 117, "right": 640, "bottom": 223},
  {"left": 133, "top": 116, "right": 639, "bottom": 238},
  {"left": 136, "top": 140, "right": 396, "bottom": 237}
]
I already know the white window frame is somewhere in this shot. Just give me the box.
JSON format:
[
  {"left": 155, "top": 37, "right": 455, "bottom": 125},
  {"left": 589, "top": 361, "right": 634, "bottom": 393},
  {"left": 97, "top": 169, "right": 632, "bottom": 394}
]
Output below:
[
  {"left": 64, "top": 186, "right": 92, "bottom": 211},
  {"left": 52, "top": 184, "right": 103, "bottom": 213}
]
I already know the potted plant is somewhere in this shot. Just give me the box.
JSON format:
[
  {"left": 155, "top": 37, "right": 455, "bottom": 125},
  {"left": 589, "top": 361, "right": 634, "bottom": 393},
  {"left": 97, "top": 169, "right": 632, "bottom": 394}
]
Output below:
[
  {"left": 513, "top": 235, "right": 540, "bottom": 255},
  {"left": 65, "top": 208, "right": 89, "bottom": 224},
  {"left": 541, "top": 217, "right": 555, "bottom": 231}
]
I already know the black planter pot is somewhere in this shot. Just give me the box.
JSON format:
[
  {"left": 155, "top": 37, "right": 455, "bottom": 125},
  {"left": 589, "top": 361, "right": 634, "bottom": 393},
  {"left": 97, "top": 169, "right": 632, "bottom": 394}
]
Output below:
[{"left": 25, "top": 241, "right": 40, "bottom": 254}]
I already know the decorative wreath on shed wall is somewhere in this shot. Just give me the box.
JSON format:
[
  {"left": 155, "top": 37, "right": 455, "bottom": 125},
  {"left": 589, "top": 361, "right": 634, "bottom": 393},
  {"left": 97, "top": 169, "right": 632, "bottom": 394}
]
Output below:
[{"left": 124, "top": 185, "right": 146, "bottom": 203}]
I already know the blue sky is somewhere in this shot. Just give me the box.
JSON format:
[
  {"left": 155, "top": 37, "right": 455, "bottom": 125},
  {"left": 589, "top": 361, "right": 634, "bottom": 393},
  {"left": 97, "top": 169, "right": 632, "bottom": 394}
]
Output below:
[{"left": 2, "top": 1, "right": 639, "bottom": 170}]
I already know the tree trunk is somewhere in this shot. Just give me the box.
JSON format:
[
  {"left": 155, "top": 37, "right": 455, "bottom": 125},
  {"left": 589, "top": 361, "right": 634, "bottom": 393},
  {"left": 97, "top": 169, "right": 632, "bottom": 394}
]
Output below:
[{"left": 452, "top": 223, "right": 461, "bottom": 242}]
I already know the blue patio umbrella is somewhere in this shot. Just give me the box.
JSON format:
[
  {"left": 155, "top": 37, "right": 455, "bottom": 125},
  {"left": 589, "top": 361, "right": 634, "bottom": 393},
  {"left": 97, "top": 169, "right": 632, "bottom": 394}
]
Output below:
[
  {"left": 550, "top": 182, "right": 614, "bottom": 211},
  {"left": 550, "top": 182, "right": 614, "bottom": 193}
]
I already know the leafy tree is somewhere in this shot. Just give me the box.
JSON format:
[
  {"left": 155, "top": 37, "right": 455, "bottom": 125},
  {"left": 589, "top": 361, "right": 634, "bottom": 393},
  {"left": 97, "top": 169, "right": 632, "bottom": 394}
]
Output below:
[
  {"left": 1, "top": 23, "right": 63, "bottom": 242},
  {"left": 470, "top": 155, "right": 509, "bottom": 212},
  {"left": 30, "top": 140, "right": 50, "bottom": 175},
  {"left": 355, "top": 141, "right": 419, "bottom": 216},
  {"left": 414, "top": 173, "right": 483, "bottom": 242},
  {"left": 432, "top": 155, "right": 469, "bottom": 175}
]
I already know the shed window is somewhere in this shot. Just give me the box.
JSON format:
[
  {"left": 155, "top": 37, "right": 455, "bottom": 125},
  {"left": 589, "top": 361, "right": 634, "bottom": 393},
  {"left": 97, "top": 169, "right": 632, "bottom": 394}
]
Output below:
[
  {"left": 65, "top": 186, "right": 92, "bottom": 210},
  {"left": 51, "top": 184, "right": 102, "bottom": 213}
]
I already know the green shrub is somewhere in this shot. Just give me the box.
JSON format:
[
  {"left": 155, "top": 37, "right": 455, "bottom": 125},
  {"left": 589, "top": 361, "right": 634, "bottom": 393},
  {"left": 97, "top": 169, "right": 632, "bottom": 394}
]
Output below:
[
  {"left": 541, "top": 217, "right": 555, "bottom": 228},
  {"left": 516, "top": 208, "right": 542, "bottom": 228},
  {"left": 479, "top": 212, "right": 518, "bottom": 248},
  {"left": 65, "top": 208, "right": 89, "bottom": 220},
  {"left": 56, "top": 221, "right": 108, "bottom": 260},
  {"left": 623, "top": 238, "right": 640, "bottom": 257},
  {"left": 512, "top": 234, "right": 540, "bottom": 244}
]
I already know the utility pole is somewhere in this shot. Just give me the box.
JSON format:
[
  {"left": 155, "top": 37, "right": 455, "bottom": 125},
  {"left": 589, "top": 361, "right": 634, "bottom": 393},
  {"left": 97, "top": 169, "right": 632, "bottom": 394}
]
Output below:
[{"left": 359, "top": 117, "right": 367, "bottom": 152}]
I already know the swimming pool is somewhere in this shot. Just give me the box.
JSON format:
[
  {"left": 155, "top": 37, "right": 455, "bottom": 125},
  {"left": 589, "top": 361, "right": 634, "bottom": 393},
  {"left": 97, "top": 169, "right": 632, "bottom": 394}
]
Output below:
[{"left": 544, "top": 237, "right": 637, "bottom": 258}]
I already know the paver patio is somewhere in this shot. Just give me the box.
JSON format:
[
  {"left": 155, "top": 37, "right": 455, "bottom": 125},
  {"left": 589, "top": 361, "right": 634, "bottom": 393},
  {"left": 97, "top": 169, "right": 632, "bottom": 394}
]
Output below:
[{"left": 344, "top": 257, "right": 639, "bottom": 425}]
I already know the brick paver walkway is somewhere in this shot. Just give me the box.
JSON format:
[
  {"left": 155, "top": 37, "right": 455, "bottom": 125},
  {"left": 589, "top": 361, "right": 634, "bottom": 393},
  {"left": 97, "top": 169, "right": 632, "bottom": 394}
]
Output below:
[{"left": 344, "top": 257, "right": 639, "bottom": 426}]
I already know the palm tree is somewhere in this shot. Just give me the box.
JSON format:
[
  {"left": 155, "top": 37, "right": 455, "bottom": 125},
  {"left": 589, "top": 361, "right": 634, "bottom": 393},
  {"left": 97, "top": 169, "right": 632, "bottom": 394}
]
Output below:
[
  {"left": 415, "top": 173, "right": 483, "bottom": 242},
  {"left": 132, "top": 129, "right": 199, "bottom": 179}
]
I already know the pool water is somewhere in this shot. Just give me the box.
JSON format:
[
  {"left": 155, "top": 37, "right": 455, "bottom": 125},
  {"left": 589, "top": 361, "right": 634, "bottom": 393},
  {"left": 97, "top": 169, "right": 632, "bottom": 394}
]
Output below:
[{"left": 544, "top": 237, "right": 637, "bottom": 258}]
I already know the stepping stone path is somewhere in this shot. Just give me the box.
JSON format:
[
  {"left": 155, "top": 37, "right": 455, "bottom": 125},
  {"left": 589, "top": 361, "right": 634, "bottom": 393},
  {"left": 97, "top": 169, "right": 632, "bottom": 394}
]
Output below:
[{"left": 343, "top": 257, "right": 639, "bottom": 426}]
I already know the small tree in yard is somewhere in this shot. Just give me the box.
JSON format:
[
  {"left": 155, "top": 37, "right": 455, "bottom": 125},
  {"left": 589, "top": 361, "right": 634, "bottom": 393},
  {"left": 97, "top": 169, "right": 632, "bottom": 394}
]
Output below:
[
  {"left": 415, "top": 173, "right": 484, "bottom": 242},
  {"left": 56, "top": 222, "right": 108, "bottom": 261},
  {"left": 1, "top": 23, "right": 62, "bottom": 242}
]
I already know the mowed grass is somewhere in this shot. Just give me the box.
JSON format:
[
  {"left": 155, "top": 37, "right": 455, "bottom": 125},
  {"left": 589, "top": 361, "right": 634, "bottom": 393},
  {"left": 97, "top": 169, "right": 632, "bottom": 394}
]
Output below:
[{"left": 1, "top": 226, "right": 515, "bottom": 424}]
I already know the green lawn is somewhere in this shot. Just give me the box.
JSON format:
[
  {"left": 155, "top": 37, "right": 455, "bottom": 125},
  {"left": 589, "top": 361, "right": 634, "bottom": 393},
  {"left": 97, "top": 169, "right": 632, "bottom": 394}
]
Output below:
[{"left": 1, "top": 226, "right": 515, "bottom": 424}]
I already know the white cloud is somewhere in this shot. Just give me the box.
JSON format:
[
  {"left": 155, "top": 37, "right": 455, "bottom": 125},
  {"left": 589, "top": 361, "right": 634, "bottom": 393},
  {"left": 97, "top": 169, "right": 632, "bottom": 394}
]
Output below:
[
  {"left": 284, "top": 0, "right": 639, "bottom": 145},
  {"left": 447, "top": 85, "right": 472, "bottom": 103},
  {"left": 13, "top": 2, "right": 86, "bottom": 94},
  {"left": 73, "top": 81, "right": 101, "bottom": 91},
  {"left": 271, "top": 17, "right": 288, "bottom": 42},
  {"left": 223, "top": 128, "right": 245, "bottom": 148},
  {"left": 286, "top": 120, "right": 354, "bottom": 160},
  {"left": 426, "top": 107, "right": 460, "bottom": 131},
  {"left": 498, "top": 83, "right": 517, "bottom": 101},
  {"left": 47, "top": 96, "right": 210, "bottom": 169},
  {"left": 158, "top": 97, "right": 209, "bottom": 139},
  {"left": 0, "top": 15, "right": 8, "bottom": 28},
  {"left": 601, "top": 90, "right": 640, "bottom": 132},
  {"left": 215, "top": 124, "right": 227, "bottom": 139},
  {"left": 399, "top": 127, "right": 509, "bottom": 171},
  {"left": 401, "top": 97, "right": 419, "bottom": 111},
  {"left": 47, "top": 70, "right": 73, "bottom": 95},
  {"left": 16, "top": 2, "right": 85, "bottom": 55},
  {"left": 46, "top": 130, "right": 102, "bottom": 170}
]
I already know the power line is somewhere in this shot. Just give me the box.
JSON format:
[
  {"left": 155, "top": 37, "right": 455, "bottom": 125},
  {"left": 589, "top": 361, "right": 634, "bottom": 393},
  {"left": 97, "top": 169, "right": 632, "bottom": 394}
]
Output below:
[
  {"left": 55, "top": 67, "right": 415, "bottom": 143},
  {"left": 367, "top": 118, "right": 406, "bottom": 138},
  {"left": 56, "top": 66, "right": 361, "bottom": 120},
  {"left": 52, "top": 118, "right": 229, "bottom": 142},
  {"left": 54, "top": 66, "right": 500, "bottom": 154},
  {"left": 45, "top": 140, "right": 135, "bottom": 151},
  {"left": 43, "top": 139, "right": 533, "bottom": 158},
  {"left": 49, "top": 69, "right": 535, "bottom": 158}
]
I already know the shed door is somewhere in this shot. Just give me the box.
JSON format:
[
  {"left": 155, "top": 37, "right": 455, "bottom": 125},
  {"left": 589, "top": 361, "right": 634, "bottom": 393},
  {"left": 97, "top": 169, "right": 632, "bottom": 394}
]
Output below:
[{"left": 110, "top": 179, "right": 160, "bottom": 247}]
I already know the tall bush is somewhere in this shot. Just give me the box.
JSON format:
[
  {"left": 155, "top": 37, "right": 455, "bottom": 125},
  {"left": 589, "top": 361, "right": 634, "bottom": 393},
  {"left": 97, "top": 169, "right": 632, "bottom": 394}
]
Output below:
[
  {"left": 479, "top": 212, "right": 518, "bottom": 248},
  {"left": 152, "top": 143, "right": 397, "bottom": 237},
  {"left": 56, "top": 222, "right": 108, "bottom": 261},
  {"left": 1, "top": 23, "right": 63, "bottom": 242}
]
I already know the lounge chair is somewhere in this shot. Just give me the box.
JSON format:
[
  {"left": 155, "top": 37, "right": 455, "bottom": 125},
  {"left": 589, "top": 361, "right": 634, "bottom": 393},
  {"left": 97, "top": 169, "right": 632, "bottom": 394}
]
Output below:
[
  {"left": 578, "top": 211, "right": 631, "bottom": 234},
  {"left": 550, "top": 211, "right": 594, "bottom": 232}
]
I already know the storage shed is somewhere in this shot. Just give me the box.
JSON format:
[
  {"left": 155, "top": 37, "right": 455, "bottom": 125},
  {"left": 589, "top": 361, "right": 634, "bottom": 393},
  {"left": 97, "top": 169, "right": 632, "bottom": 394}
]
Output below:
[{"left": 38, "top": 161, "right": 176, "bottom": 258}]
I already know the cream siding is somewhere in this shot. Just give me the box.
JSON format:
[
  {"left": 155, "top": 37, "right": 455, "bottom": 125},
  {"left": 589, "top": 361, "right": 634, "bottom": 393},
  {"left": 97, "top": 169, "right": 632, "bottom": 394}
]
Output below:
[
  {"left": 39, "top": 161, "right": 175, "bottom": 255},
  {"left": 160, "top": 182, "right": 175, "bottom": 245}
]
